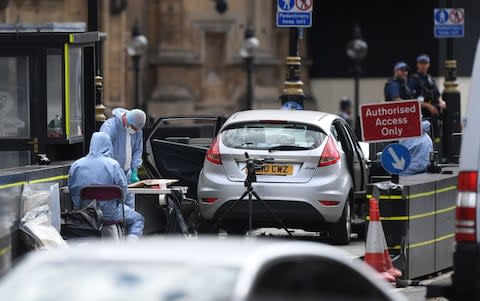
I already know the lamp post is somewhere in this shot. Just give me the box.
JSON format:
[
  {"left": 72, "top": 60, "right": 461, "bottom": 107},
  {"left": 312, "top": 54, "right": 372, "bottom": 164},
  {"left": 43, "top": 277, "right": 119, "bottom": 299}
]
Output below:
[
  {"left": 346, "top": 25, "right": 368, "bottom": 140},
  {"left": 239, "top": 28, "right": 259, "bottom": 110},
  {"left": 127, "top": 22, "right": 148, "bottom": 110}
]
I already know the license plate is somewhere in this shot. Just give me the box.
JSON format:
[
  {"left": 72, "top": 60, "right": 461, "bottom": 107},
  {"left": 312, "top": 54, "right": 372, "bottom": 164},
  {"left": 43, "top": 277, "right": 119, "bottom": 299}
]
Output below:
[{"left": 255, "top": 164, "right": 293, "bottom": 176}]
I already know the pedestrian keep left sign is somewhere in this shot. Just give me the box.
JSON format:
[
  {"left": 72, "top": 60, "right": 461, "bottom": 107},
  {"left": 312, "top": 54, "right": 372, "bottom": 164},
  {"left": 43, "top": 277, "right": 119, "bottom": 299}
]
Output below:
[{"left": 277, "top": 0, "right": 313, "bottom": 28}]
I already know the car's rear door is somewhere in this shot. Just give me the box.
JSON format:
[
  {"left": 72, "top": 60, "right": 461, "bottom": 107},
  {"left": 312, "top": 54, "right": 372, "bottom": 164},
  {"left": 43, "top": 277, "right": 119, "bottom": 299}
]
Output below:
[
  {"left": 333, "top": 119, "right": 366, "bottom": 191},
  {"left": 144, "top": 116, "right": 225, "bottom": 198}
]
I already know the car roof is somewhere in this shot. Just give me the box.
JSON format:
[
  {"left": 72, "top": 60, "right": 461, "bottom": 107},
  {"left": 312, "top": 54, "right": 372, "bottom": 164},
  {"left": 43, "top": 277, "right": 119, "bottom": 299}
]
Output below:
[
  {"left": 20, "top": 236, "right": 359, "bottom": 267},
  {"left": 223, "top": 110, "right": 338, "bottom": 129},
  {"left": 6, "top": 237, "right": 407, "bottom": 301}
]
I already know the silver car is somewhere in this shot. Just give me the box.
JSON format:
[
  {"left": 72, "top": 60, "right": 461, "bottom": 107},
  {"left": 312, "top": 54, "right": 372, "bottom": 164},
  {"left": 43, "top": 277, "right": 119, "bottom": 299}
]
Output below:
[
  {"left": 197, "top": 110, "right": 368, "bottom": 244},
  {"left": 0, "top": 237, "right": 406, "bottom": 301}
]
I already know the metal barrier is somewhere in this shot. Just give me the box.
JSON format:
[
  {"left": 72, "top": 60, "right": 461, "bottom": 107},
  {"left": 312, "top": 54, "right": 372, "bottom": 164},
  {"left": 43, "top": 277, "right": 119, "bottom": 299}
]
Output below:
[{"left": 367, "top": 168, "right": 458, "bottom": 279}]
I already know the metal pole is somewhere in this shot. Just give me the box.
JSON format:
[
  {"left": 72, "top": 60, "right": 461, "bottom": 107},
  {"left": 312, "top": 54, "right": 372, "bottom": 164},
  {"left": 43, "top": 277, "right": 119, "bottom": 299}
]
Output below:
[
  {"left": 280, "top": 28, "right": 304, "bottom": 108},
  {"left": 245, "top": 57, "right": 253, "bottom": 110},
  {"left": 354, "top": 65, "right": 361, "bottom": 140},
  {"left": 133, "top": 55, "right": 140, "bottom": 109},
  {"left": 441, "top": 0, "right": 461, "bottom": 163},
  {"left": 289, "top": 28, "right": 298, "bottom": 57}
]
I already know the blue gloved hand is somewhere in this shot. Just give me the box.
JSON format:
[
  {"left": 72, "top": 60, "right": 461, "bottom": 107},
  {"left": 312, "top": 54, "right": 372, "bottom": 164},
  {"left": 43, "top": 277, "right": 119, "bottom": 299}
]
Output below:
[{"left": 130, "top": 168, "right": 140, "bottom": 183}]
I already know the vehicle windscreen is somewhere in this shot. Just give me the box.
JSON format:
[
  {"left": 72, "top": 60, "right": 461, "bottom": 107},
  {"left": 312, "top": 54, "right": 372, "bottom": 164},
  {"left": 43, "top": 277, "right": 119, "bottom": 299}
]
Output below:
[
  {"left": 221, "top": 122, "right": 326, "bottom": 151},
  {"left": 0, "top": 262, "right": 239, "bottom": 301}
]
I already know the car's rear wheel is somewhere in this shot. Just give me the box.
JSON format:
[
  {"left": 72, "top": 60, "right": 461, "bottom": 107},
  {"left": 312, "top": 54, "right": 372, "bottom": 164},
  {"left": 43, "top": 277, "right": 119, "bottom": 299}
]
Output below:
[{"left": 330, "top": 199, "right": 352, "bottom": 245}]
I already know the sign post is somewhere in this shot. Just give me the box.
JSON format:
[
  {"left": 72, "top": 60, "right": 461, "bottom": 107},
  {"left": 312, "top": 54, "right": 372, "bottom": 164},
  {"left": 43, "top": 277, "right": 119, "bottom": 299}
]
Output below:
[
  {"left": 277, "top": 0, "right": 313, "bottom": 28},
  {"left": 277, "top": 0, "right": 313, "bottom": 109},
  {"left": 434, "top": 8, "right": 464, "bottom": 38},
  {"left": 360, "top": 100, "right": 422, "bottom": 143},
  {"left": 360, "top": 100, "right": 422, "bottom": 183},
  {"left": 381, "top": 143, "right": 412, "bottom": 175},
  {"left": 434, "top": 7, "right": 464, "bottom": 163}
]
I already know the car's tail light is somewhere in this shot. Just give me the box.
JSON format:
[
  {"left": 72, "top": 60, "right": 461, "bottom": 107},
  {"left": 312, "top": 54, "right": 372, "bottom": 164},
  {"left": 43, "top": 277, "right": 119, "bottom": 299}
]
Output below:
[
  {"left": 206, "top": 136, "right": 222, "bottom": 165},
  {"left": 201, "top": 197, "right": 218, "bottom": 204},
  {"left": 318, "top": 200, "right": 340, "bottom": 206},
  {"left": 318, "top": 136, "right": 340, "bottom": 167},
  {"left": 456, "top": 171, "right": 478, "bottom": 242}
]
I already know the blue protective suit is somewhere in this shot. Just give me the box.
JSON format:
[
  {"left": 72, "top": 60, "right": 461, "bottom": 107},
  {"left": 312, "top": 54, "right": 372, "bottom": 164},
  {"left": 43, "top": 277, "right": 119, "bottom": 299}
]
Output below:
[
  {"left": 68, "top": 132, "right": 144, "bottom": 236},
  {"left": 399, "top": 121, "right": 433, "bottom": 176},
  {"left": 100, "top": 108, "right": 143, "bottom": 209}
]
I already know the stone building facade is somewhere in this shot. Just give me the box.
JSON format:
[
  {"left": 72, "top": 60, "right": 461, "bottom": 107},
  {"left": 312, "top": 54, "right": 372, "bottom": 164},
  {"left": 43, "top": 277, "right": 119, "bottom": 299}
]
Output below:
[{"left": 0, "top": 0, "right": 314, "bottom": 118}]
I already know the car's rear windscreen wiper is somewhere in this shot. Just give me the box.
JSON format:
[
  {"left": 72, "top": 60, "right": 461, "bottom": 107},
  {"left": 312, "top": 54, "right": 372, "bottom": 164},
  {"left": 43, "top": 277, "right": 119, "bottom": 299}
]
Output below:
[{"left": 267, "top": 145, "right": 311, "bottom": 152}]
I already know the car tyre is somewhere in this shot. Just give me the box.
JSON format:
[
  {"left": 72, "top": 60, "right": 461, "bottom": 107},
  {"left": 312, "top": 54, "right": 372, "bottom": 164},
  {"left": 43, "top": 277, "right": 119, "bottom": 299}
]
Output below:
[{"left": 330, "top": 200, "right": 352, "bottom": 245}]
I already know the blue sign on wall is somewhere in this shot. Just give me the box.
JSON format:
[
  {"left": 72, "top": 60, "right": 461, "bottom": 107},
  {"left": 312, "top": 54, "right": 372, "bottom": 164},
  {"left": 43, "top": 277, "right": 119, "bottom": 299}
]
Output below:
[{"left": 381, "top": 143, "right": 411, "bottom": 175}]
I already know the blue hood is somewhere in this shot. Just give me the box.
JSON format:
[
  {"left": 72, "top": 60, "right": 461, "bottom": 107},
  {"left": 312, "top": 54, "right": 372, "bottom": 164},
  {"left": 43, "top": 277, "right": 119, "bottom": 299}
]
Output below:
[
  {"left": 88, "top": 132, "right": 113, "bottom": 158},
  {"left": 112, "top": 108, "right": 128, "bottom": 119}
]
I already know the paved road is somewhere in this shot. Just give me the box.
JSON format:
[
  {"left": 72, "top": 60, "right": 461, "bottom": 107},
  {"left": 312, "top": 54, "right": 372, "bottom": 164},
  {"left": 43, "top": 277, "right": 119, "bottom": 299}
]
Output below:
[{"left": 232, "top": 228, "right": 451, "bottom": 301}]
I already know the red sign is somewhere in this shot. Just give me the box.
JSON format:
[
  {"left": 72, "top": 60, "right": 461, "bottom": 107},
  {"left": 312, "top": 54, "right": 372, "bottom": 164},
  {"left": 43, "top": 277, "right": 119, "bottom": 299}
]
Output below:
[
  {"left": 296, "top": 0, "right": 312, "bottom": 10},
  {"left": 360, "top": 100, "right": 422, "bottom": 142}
]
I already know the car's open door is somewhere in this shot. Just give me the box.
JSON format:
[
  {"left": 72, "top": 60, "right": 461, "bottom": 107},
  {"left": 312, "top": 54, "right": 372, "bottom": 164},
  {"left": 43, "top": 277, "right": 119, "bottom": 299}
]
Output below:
[{"left": 144, "top": 116, "right": 226, "bottom": 199}]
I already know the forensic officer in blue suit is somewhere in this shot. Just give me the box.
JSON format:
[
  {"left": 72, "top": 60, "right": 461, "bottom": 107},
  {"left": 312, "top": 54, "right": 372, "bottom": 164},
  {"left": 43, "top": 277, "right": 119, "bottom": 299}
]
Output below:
[
  {"left": 100, "top": 108, "right": 146, "bottom": 209},
  {"left": 399, "top": 120, "right": 433, "bottom": 175},
  {"left": 68, "top": 132, "right": 144, "bottom": 238}
]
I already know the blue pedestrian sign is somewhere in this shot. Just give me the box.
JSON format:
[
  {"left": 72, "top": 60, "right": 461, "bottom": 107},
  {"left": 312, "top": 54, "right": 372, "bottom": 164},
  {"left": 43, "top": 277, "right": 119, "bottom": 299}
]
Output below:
[
  {"left": 434, "top": 8, "right": 464, "bottom": 38},
  {"left": 381, "top": 143, "right": 411, "bottom": 175},
  {"left": 277, "top": 0, "right": 313, "bottom": 28}
]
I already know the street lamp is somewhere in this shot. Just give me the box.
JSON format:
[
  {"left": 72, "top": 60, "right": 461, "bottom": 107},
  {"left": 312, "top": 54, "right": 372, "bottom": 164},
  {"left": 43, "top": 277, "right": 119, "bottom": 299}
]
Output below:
[
  {"left": 127, "top": 22, "right": 148, "bottom": 110},
  {"left": 239, "top": 28, "right": 260, "bottom": 110},
  {"left": 346, "top": 24, "right": 368, "bottom": 140}
]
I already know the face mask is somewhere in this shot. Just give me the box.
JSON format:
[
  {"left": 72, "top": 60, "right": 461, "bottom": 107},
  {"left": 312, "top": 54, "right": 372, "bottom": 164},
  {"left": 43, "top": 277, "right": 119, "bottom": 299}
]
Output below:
[{"left": 126, "top": 126, "right": 136, "bottom": 135}]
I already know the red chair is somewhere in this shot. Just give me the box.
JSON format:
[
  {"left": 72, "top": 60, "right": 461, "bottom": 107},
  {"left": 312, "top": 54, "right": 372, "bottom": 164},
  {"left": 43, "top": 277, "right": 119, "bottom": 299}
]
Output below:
[{"left": 79, "top": 185, "right": 125, "bottom": 238}]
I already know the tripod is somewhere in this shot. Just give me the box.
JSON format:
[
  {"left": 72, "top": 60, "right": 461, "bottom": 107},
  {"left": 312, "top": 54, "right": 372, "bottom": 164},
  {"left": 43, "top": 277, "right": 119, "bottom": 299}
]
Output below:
[{"left": 212, "top": 152, "right": 292, "bottom": 237}]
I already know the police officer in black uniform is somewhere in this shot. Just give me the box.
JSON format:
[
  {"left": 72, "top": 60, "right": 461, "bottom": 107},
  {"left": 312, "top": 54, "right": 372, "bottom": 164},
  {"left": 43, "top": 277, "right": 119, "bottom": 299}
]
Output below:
[
  {"left": 384, "top": 61, "right": 412, "bottom": 101},
  {"left": 408, "top": 54, "right": 446, "bottom": 118},
  {"left": 408, "top": 54, "right": 447, "bottom": 152}
]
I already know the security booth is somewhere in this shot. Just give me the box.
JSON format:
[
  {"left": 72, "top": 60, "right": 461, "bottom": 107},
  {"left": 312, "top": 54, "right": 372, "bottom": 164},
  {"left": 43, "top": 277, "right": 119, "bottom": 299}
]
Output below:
[
  {"left": 0, "top": 31, "right": 99, "bottom": 169},
  {"left": 0, "top": 30, "right": 99, "bottom": 274}
]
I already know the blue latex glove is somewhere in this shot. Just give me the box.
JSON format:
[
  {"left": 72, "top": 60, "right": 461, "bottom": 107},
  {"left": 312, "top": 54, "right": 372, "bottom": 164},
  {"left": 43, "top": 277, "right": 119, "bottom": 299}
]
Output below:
[{"left": 130, "top": 168, "right": 140, "bottom": 183}]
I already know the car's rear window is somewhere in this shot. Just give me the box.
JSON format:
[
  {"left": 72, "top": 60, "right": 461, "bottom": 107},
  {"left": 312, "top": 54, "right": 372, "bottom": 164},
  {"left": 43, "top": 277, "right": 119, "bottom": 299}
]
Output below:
[{"left": 221, "top": 122, "right": 326, "bottom": 150}]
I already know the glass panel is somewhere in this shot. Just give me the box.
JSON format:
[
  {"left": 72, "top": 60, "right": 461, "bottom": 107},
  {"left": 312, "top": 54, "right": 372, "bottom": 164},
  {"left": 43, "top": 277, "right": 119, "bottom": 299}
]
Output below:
[
  {"left": 0, "top": 57, "right": 30, "bottom": 139},
  {"left": 0, "top": 151, "right": 30, "bottom": 169},
  {"left": 68, "top": 47, "right": 83, "bottom": 138},
  {"left": 46, "top": 52, "right": 64, "bottom": 139},
  {"left": 222, "top": 122, "right": 327, "bottom": 150}
]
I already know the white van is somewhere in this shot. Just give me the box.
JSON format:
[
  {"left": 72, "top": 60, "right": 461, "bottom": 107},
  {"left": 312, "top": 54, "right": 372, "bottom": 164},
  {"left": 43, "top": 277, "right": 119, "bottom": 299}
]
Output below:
[{"left": 454, "top": 39, "right": 480, "bottom": 299}]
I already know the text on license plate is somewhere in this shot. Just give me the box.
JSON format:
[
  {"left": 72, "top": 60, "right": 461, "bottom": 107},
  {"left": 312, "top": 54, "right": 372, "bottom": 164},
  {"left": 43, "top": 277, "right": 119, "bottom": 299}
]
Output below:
[{"left": 255, "top": 164, "right": 293, "bottom": 176}]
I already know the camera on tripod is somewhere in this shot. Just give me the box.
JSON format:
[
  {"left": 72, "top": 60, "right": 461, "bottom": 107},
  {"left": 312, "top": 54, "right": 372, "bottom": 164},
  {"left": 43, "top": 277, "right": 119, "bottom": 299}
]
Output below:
[
  {"left": 244, "top": 152, "right": 273, "bottom": 188},
  {"left": 212, "top": 152, "right": 292, "bottom": 236}
]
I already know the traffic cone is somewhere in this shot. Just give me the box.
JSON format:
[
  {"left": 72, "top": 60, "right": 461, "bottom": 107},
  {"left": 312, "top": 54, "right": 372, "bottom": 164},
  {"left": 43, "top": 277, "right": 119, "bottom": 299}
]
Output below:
[
  {"left": 364, "top": 198, "right": 396, "bottom": 282},
  {"left": 380, "top": 223, "right": 402, "bottom": 278}
]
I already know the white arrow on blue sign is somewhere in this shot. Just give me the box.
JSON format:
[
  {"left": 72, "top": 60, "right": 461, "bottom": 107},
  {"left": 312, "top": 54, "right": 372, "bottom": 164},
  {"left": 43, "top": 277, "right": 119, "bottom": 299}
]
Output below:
[
  {"left": 381, "top": 143, "right": 411, "bottom": 175},
  {"left": 277, "top": 0, "right": 313, "bottom": 28}
]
